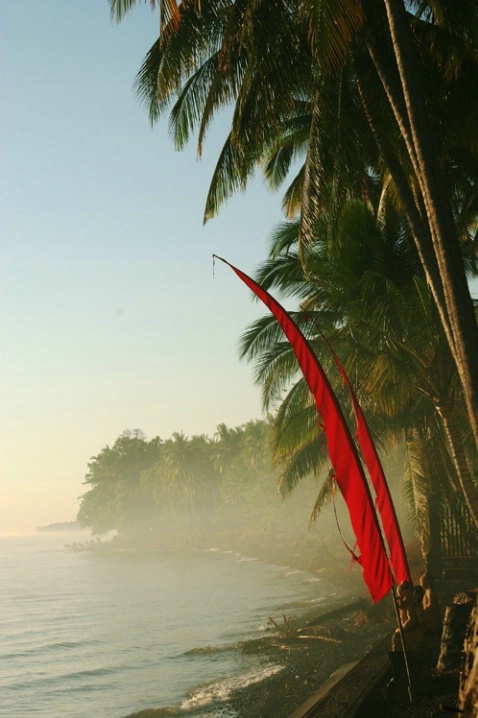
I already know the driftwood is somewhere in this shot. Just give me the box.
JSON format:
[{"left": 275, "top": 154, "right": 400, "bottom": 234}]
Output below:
[
  {"left": 302, "top": 598, "right": 368, "bottom": 627},
  {"left": 267, "top": 615, "right": 343, "bottom": 642}
]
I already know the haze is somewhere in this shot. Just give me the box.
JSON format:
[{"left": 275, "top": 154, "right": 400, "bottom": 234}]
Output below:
[
  {"left": 1, "top": 1, "right": 283, "bottom": 534},
  {"left": 2, "top": 3, "right": 477, "bottom": 536}
]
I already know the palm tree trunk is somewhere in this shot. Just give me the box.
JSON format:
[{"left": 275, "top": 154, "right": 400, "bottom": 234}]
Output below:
[
  {"left": 437, "top": 400, "right": 478, "bottom": 530},
  {"left": 364, "top": 38, "right": 472, "bottom": 383},
  {"left": 300, "top": 84, "right": 323, "bottom": 259},
  {"left": 365, "top": 35, "right": 478, "bottom": 445},
  {"left": 382, "top": 0, "right": 478, "bottom": 450},
  {"left": 405, "top": 430, "right": 431, "bottom": 562},
  {"left": 187, "top": 476, "right": 196, "bottom": 521},
  {"left": 355, "top": 70, "right": 455, "bottom": 354}
]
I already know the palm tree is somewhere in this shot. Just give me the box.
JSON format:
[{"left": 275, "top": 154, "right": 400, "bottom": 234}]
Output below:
[
  {"left": 109, "top": 0, "right": 478, "bottom": 446},
  {"left": 161, "top": 432, "right": 201, "bottom": 519},
  {"left": 239, "top": 198, "right": 478, "bottom": 538},
  {"left": 212, "top": 423, "right": 243, "bottom": 476},
  {"left": 364, "top": 0, "right": 478, "bottom": 447},
  {"left": 78, "top": 431, "right": 163, "bottom": 533},
  {"left": 112, "top": 0, "right": 478, "bottom": 544},
  {"left": 241, "top": 418, "right": 273, "bottom": 473},
  {"left": 212, "top": 422, "right": 258, "bottom": 514}
]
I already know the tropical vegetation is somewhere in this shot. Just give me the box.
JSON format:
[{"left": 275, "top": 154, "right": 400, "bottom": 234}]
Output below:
[
  {"left": 77, "top": 421, "right": 336, "bottom": 547},
  {"left": 109, "top": 0, "right": 478, "bottom": 449},
  {"left": 104, "top": 0, "right": 478, "bottom": 565},
  {"left": 239, "top": 195, "right": 477, "bottom": 562}
]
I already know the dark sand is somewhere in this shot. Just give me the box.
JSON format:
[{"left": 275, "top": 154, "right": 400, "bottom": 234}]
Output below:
[
  {"left": 104, "top": 533, "right": 468, "bottom": 718},
  {"left": 227, "top": 588, "right": 393, "bottom": 717},
  {"left": 230, "top": 622, "right": 461, "bottom": 718},
  {"left": 227, "top": 570, "right": 470, "bottom": 718},
  {"left": 355, "top": 658, "right": 461, "bottom": 718}
]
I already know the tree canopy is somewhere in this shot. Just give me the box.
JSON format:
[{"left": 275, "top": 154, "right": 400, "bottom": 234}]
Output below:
[
  {"left": 109, "top": 0, "right": 478, "bottom": 447},
  {"left": 239, "top": 194, "right": 477, "bottom": 558},
  {"left": 103, "top": 0, "right": 478, "bottom": 566},
  {"left": 77, "top": 420, "right": 296, "bottom": 535}
]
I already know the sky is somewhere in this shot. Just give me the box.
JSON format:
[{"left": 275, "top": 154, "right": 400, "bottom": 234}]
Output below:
[
  {"left": 2, "top": 3, "right": 477, "bottom": 535},
  {"left": 1, "top": 1, "right": 288, "bottom": 534}
]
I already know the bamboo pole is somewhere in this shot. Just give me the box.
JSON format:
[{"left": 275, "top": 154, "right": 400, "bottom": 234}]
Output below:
[{"left": 391, "top": 585, "right": 414, "bottom": 702}]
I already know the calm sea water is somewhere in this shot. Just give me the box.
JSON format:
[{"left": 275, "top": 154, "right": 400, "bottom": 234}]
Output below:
[{"left": 0, "top": 534, "right": 339, "bottom": 718}]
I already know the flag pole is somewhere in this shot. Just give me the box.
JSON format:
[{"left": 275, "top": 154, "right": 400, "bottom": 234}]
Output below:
[
  {"left": 299, "top": 308, "right": 412, "bottom": 584},
  {"left": 214, "top": 256, "right": 413, "bottom": 699},
  {"left": 300, "top": 309, "right": 414, "bottom": 702},
  {"left": 391, "top": 586, "right": 414, "bottom": 703}
]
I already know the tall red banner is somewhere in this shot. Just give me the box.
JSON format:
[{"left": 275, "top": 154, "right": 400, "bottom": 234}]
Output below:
[
  {"left": 319, "top": 335, "right": 411, "bottom": 585},
  {"left": 216, "top": 256, "right": 393, "bottom": 602}
]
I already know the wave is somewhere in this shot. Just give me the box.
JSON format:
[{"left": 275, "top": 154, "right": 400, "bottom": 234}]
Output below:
[
  {"left": 181, "top": 664, "right": 284, "bottom": 711},
  {"left": 183, "top": 644, "right": 240, "bottom": 657},
  {"left": 283, "top": 595, "right": 328, "bottom": 608},
  {"left": 0, "top": 640, "right": 92, "bottom": 660},
  {"left": 268, "top": 563, "right": 293, "bottom": 572},
  {"left": 234, "top": 555, "right": 258, "bottom": 563},
  {"left": 9, "top": 666, "right": 120, "bottom": 692},
  {"left": 122, "top": 708, "right": 182, "bottom": 716},
  {"left": 282, "top": 569, "right": 302, "bottom": 578},
  {"left": 122, "top": 664, "right": 284, "bottom": 717},
  {"left": 64, "top": 666, "right": 120, "bottom": 679}
]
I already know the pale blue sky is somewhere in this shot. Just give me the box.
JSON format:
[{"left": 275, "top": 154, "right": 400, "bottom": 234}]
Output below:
[
  {"left": 1, "top": 1, "right": 286, "bottom": 533},
  {"left": 2, "top": 3, "right": 476, "bottom": 534}
]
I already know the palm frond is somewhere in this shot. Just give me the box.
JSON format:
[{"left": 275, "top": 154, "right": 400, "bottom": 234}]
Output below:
[
  {"left": 134, "top": 38, "right": 162, "bottom": 124},
  {"left": 168, "top": 52, "right": 223, "bottom": 149},
  {"left": 282, "top": 166, "right": 305, "bottom": 218},
  {"left": 110, "top": 0, "right": 156, "bottom": 23},
  {"left": 302, "top": 0, "right": 365, "bottom": 72},
  {"left": 277, "top": 437, "right": 329, "bottom": 497},
  {"left": 203, "top": 131, "right": 254, "bottom": 221},
  {"left": 308, "top": 473, "right": 334, "bottom": 525}
]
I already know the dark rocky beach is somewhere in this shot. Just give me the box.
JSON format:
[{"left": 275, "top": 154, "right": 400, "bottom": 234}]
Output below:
[
  {"left": 228, "top": 606, "right": 391, "bottom": 718},
  {"left": 202, "top": 538, "right": 398, "bottom": 718},
  {"left": 228, "top": 592, "right": 467, "bottom": 718},
  {"left": 80, "top": 531, "right": 476, "bottom": 718},
  {"left": 216, "top": 552, "right": 475, "bottom": 718}
]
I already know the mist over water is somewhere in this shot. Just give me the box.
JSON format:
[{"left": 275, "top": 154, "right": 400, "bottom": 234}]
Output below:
[{"left": 1, "top": 534, "right": 339, "bottom": 718}]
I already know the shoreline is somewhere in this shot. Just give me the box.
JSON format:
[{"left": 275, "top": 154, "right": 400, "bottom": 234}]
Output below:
[
  {"left": 82, "top": 532, "right": 473, "bottom": 718},
  {"left": 228, "top": 611, "right": 391, "bottom": 718},
  {"left": 71, "top": 530, "right": 418, "bottom": 718}
]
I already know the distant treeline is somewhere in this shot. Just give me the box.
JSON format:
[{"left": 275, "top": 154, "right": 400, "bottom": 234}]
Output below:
[
  {"left": 77, "top": 420, "right": 322, "bottom": 540},
  {"left": 37, "top": 521, "right": 81, "bottom": 532}
]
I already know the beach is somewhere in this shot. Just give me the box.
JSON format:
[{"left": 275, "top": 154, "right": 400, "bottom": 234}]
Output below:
[
  {"left": 9, "top": 529, "right": 470, "bottom": 718},
  {"left": 2, "top": 531, "right": 388, "bottom": 718}
]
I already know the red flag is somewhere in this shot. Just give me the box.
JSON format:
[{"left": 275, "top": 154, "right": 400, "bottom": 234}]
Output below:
[
  {"left": 215, "top": 256, "right": 393, "bottom": 602},
  {"left": 315, "top": 328, "right": 411, "bottom": 585}
]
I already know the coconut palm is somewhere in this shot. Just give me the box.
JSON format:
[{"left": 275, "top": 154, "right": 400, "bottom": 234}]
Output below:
[
  {"left": 361, "top": 0, "right": 478, "bottom": 447},
  {"left": 212, "top": 423, "right": 244, "bottom": 476},
  {"left": 78, "top": 431, "right": 163, "bottom": 533},
  {"left": 239, "top": 198, "right": 478, "bottom": 539},
  {"left": 109, "top": 0, "right": 478, "bottom": 445},
  {"left": 161, "top": 431, "right": 213, "bottom": 518}
]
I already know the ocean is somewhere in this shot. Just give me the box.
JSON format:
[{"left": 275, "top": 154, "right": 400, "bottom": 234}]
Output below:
[{"left": 0, "top": 533, "right": 340, "bottom": 718}]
